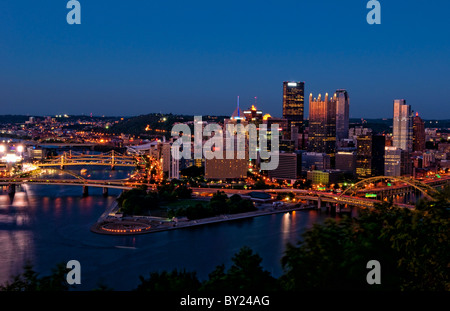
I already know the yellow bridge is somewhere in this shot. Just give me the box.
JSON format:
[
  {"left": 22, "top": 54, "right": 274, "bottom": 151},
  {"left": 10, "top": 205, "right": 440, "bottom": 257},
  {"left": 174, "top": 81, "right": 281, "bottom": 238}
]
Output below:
[{"left": 36, "top": 150, "right": 138, "bottom": 169}]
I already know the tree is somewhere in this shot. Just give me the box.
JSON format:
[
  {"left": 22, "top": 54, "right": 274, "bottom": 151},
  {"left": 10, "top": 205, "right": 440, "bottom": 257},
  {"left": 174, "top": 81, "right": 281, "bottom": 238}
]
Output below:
[
  {"left": 279, "top": 190, "right": 450, "bottom": 291},
  {"left": 201, "top": 246, "right": 278, "bottom": 291},
  {"left": 117, "top": 188, "right": 160, "bottom": 215},
  {"left": 254, "top": 179, "right": 268, "bottom": 189},
  {"left": 293, "top": 179, "right": 312, "bottom": 190},
  {"left": 0, "top": 262, "right": 70, "bottom": 291},
  {"left": 135, "top": 269, "right": 201, "bottom": 292}
]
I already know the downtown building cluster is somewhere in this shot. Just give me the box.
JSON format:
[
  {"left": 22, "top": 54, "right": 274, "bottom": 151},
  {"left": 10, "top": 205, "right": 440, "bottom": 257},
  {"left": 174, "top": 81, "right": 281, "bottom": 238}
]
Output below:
[
  {"left": 181, "top": 81, "right": 449, "bottom": 186},
  {"left": 2, "top": 85, "right": 448, "bottom": 185}
]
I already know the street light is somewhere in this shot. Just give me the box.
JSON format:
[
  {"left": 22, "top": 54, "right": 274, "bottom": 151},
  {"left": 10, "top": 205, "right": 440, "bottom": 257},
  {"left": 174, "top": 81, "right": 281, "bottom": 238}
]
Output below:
[
  {"left": 0, "top": 145, "right": 5, "bottom": 153},
  {"left": 17, "top": 145, "right": 24, "bottom": 153}
]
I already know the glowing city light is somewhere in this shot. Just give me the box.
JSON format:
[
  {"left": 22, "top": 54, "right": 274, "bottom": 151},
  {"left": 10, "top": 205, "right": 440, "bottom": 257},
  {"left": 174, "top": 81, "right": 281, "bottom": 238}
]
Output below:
[
  {"left": 17, "top": 145, "right": 24, "bottom": 153},
  {"left": 262, "top": 114, "right": 272, "bottom": 121},
  {"left": 0, "top": 145, "right": 5, "bottom": 153},
  {"left": 2, "top": 153, "right": 21, "bottom": 163}
]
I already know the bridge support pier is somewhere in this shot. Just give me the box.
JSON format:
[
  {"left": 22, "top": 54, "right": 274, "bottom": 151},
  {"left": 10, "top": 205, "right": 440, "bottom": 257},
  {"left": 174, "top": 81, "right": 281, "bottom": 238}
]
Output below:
[
  {"left": 102, "top": 187, "right": 108, "bottom": 197},
  {"left": 82, "top": 186, "right": 89, "bottom": 197},
  {"left": 336, "top": 204, "right": 341, "bottom": 213},
  {"left": 317, "top": 196, "right": 322, "bottom": 210}
]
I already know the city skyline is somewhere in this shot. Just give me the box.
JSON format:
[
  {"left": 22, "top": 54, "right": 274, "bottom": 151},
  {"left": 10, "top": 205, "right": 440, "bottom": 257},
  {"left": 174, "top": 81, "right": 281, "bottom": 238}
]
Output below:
[
  {"left": 1, "top": 1, "right": 449, "bottom": 118},
  {"left": 0, "top": 0, "right": 449, "bottom": 298}
]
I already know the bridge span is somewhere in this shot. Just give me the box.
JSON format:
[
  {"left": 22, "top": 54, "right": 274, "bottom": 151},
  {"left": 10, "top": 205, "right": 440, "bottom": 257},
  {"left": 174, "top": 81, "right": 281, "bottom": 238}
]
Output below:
[
  {"left": 0, "top": 178, "right": 157, "bottom": 196},
  {"left": 36, "top": 150, "right": 137, "bottom": 169},
  {"left": 190, "top": 187, "right": 414, "bottom": 210}
]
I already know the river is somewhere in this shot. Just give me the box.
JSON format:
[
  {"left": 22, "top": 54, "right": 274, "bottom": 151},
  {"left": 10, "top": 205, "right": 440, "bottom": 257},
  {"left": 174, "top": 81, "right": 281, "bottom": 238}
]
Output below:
[{"left": 0, "top": 167, "right": 348, "bottom": 291}]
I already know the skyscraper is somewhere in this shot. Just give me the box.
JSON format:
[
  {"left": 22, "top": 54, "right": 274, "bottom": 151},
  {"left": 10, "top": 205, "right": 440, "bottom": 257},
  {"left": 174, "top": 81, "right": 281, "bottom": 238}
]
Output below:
[
  {"left": 384, "top": 147, "right": 402, "bottom": 176},
  {"left": 335, "top": 151, "right": 356, "bottom": 176},
  {"left": 243, "top": 104, "right": 263, "bottom": 126},
  {"left": 335, "top": 89, "right": 350, "bottom": 141},
  {"left": 356, "top": 134, "right": 385, "bottom": 178},
  {"left": 413, "top": 112, "right": 426, "bottom": 152},
  {"left": 268, "top": 152, "right": 302, "bottom": 181},
  {"left": 308, "top": 93, "right": 336, "bottom": 156},
  {"left": 393, "top": 99, "right": 413, "bottom": 152},
  {"left": 282, "top": 81, "right": 305, "bottom": 137},
  {"left": 205, "top": 103, "right": 249, "bottom": 180}
]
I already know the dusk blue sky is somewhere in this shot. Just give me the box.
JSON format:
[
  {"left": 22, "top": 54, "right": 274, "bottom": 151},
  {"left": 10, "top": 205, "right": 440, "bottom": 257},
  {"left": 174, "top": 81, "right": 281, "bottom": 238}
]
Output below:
[{"left": 1, "top": 1, "right": 449, "bottom": 119}]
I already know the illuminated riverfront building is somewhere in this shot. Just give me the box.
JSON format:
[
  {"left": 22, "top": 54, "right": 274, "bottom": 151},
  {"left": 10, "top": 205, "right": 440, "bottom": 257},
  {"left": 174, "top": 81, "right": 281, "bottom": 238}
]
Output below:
[
  {"left": 282, "top": 81, "right": 305, "bottom": 139},
  {"left": 307, "top": 93, "right": 337, "bottom": 156}
]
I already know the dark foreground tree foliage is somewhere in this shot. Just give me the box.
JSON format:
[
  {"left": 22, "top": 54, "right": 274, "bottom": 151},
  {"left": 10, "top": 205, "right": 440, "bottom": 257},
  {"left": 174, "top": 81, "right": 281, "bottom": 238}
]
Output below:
[
  {"left": 135, "top": 246, "right": 277, "bottom": 292},
  {"left": 135, "top": 269, "right": 201, "bottom": 292},
  {"left": 280, "top": 195, "right": 449, "bottom": 291},
  {"left": 0, "top": 262, "right": 70, "bottom": 291},
  {"left": 200, "top": 246, "right": 278, "bottom": 291}
]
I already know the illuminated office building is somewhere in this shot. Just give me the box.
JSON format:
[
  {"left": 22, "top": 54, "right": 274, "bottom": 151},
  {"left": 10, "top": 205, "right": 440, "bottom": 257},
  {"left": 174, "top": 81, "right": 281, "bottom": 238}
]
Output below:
[
  {"left": 308, "top": 92, "right": 337, "bottom": 156},
  {"left": 243, "top": 104, "right": 263, "bottom": 126},
  {"left": 335, "top": 151, "right": 356, "bottom": 175},
  {"left": 301, "top": 152, "right": 331, "bottom": 171},
  {"left": 384, "top": 147, "right": 402, "bottom": 176},
  {"left": 282, "top": 81, "right": 305, "bottom": 138},
  {"left": 268, "top": 152, "right": 302, "bottom": 181},
  {"left": 385, "top": 147, "right": 412, "bottom": 176},
  {"left": 356, "top": 134, "right": 385, "bottom": 178},
  {"left": 205, "top": 101, "right": 249, "bottom": 180},
  {"left": 413, "top": 112, "right": 426, "bottom": 152},
  {"left": 393, "top": 99, "right": 413, "bottom": 152}
]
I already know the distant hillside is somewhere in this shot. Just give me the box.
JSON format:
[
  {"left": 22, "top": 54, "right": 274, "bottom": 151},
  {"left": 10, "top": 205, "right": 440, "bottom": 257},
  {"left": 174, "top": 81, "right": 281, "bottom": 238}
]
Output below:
[
  {"left": 349, "top": 118, "right": 450, "bottom": 134},
  {"left": 1, "top": 114, "right": 448, "bottom": 137},
  {"left": 0, "top": 115, "right": 121, "bottom": 125},
  {"left": 0, "top": 115, "right": 31, "bottom": 124},
  {"left": 107, "top": 113, "right": 228, "bottom": 137}
]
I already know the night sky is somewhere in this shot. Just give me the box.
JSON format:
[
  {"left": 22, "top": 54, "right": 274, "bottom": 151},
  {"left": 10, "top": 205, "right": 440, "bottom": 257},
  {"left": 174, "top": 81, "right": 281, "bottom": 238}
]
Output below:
[{"left": 1, "top": 0, "right": 449, "bottom": 119}]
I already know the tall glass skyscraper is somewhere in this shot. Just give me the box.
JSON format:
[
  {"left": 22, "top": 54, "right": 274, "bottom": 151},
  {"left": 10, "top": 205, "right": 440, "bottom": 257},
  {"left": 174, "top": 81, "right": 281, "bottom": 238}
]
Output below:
[
  {"left": 282, "top": 81, "right": 305, "bottom": 135},
  {"left": 308, "top": 92, "right": 337, "bottom": 156},
  {"left": 335, "top": 89, "right": 350, "bottom": 141},
  {"left": 393, "top": 99, "right": 413, "bottom": 152}
]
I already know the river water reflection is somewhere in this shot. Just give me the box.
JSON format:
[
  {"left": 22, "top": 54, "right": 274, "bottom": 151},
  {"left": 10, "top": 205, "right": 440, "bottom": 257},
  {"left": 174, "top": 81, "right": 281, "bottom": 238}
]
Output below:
[{"left": 0, "top": 168, "right": 348, "bottom": 290}]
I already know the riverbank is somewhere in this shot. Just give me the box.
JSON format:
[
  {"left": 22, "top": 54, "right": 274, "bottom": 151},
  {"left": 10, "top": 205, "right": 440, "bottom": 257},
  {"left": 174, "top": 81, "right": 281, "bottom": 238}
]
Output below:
[{"left": 90, "top": 203, "right": 316, "bottom": 235}]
